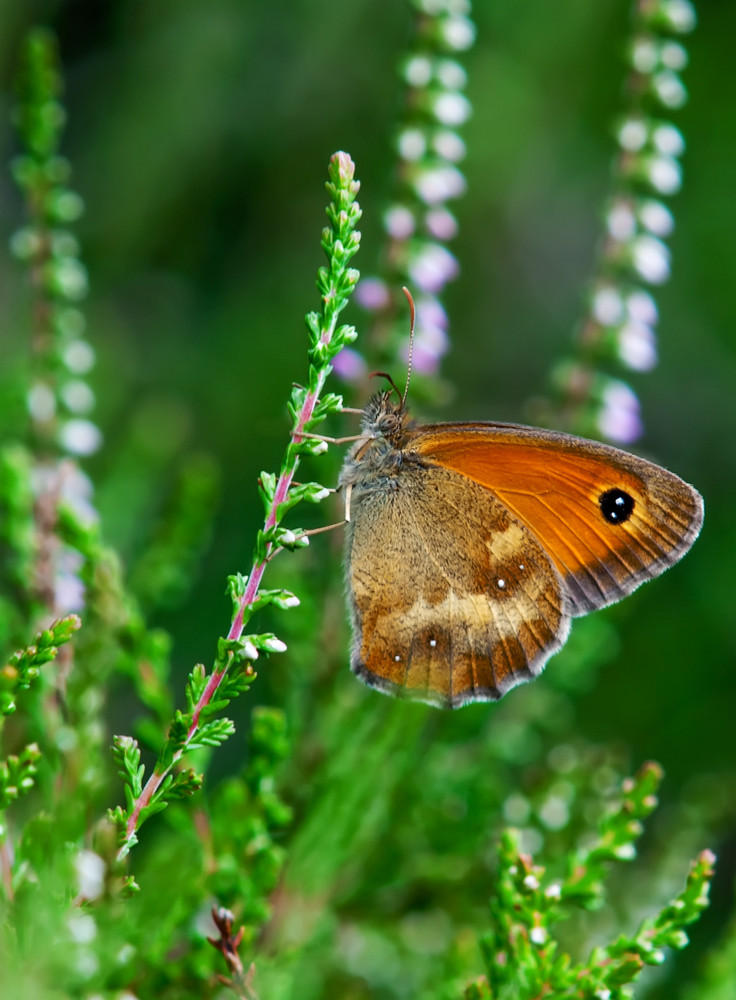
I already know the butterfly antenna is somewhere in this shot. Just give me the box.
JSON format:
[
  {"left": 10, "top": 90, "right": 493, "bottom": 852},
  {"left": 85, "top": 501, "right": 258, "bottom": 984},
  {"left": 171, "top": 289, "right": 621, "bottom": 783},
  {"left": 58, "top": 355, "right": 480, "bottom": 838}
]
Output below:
[
  {"left": 369, "top": 370, "right": 402, "bottom": 399},
  {"left": 401, "top": 286, "right": 415, "bottom": 408}
]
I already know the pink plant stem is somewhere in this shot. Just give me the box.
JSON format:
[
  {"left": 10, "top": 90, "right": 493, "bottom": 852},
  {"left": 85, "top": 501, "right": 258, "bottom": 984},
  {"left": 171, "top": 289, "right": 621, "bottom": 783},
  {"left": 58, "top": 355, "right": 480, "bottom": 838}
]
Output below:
[{"left": 121, "top": 341, "right": 333, "bottom": 855}]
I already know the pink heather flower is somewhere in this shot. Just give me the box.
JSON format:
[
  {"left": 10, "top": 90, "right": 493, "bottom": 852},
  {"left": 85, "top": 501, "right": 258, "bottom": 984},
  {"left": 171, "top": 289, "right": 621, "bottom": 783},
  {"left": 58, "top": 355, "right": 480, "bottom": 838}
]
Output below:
[
  {"left": 407, "top": 243, "right": 459, "bottom": 293},
  {"left": 597, "top": 380, "right": 643, "bottom": 444},
  {"left": 413, "top": 164, "right": 466, "bottom": 205},
  {"left": 384, "top": 205, "right": 416, "bottom": 240},
  {"left": 408, "top": 342, "right": 441, "bottom": 375},
  {"left": 402, "top": 321, "right": 449, "bottom": 362},
  {"left": 355, "top": 277, "right": 391, "bottom": 311},
  {"left": 415, "top": 296, "right": 448, "bottom": 332},
  {"left": 425, "top": 206, "right": 458, "bottom": 240},
  {"left": 332, "top": 347, "right": 368, "bottom": 381}
]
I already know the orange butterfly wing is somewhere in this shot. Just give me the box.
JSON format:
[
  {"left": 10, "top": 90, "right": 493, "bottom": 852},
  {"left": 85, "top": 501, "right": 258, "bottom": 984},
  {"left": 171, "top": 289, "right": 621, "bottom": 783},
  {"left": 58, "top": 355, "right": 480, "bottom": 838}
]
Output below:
[{"left": 408, "top": 422, "right": 704, "bottom": 615}]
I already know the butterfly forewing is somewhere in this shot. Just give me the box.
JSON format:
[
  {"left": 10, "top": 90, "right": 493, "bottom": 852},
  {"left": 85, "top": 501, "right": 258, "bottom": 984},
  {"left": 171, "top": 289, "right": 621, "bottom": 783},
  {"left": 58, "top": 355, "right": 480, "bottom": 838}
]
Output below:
[{"left": 410, "top": 423, "right": 704, "bottom": 615}]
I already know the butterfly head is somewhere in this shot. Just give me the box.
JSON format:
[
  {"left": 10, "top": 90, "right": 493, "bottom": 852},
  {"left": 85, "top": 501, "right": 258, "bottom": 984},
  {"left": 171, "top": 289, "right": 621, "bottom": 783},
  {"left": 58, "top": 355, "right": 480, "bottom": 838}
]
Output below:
[{"left": 360, "top": 389, "right": 411, "bottom": 445}]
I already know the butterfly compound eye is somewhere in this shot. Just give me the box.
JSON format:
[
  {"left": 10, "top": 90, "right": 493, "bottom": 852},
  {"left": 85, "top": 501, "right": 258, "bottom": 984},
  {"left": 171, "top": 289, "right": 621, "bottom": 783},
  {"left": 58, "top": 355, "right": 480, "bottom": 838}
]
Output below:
[{"left": 598, "top": 487, "right": 635, "bottom": 524}]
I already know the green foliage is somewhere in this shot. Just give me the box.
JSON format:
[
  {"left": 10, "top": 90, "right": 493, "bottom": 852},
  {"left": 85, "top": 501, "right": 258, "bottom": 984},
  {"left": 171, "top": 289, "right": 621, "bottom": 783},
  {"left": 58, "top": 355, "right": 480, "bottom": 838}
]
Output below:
[{"left": 478, "top": 764, "right": 715, "bottom": 999}]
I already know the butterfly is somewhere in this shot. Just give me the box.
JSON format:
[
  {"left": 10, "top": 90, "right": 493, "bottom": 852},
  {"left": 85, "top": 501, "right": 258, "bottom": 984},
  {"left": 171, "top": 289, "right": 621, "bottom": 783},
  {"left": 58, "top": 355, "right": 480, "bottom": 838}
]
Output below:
[{"left": 339, "top": 387, "right": 703, "bottom": 708}]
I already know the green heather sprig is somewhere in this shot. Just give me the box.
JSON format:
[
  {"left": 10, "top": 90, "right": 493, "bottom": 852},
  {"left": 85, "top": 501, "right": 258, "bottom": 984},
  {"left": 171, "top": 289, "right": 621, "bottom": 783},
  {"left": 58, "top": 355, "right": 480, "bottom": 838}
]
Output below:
[
  {"left": 546, "top": 0, "right": 696, "bottom": 444},
  {"left": 0, "top": 613, "right": 80, "bottom": 718},
  {"left": 336, "top": 0, "right": 475, "bottom": 390},
  {"left": 110, "top": 151, "right": 361, "bottom": 861},
  {"left": 472, "top": 762, "right": 715, "bottom": 999}
]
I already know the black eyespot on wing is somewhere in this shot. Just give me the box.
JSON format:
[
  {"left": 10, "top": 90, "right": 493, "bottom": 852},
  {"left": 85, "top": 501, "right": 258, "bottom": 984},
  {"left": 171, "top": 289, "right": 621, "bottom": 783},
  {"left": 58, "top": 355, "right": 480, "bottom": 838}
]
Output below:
[{"left": 599, "top": 487, "right": 635, "bottom": 524}]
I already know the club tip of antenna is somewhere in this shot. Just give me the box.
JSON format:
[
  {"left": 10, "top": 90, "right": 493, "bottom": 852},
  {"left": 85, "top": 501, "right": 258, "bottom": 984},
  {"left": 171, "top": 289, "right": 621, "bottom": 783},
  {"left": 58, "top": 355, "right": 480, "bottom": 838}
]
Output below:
[{"left": 400, "top": 287, "right": 416, "bottom": 407}]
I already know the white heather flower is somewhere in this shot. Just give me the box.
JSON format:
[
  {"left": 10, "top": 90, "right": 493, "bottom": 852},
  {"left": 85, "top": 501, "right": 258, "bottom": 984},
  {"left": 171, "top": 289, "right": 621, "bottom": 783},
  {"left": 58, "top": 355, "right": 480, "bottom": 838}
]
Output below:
[
  {"left": 661, "top": 41, "right": 688, "bottom": 71},
  {"left": 439, "top": 15, "right": 476, "bottom": 51},
  {"left": 53, "top": 258, "right": 88, "bottom": 300},
  {"left": 529, "top": 926, "right": 547, "bottom": 945},
  {"left": 59, "top": 418, "right": 102, "bottom": 456},
  {"left": 638, "top": 199, "right": 674, "bottom": 237},
  {"left": 243, "top": 641, "right": 259, "bottom": 661},
  {"left": 67, "top": 912, "right": 98, "bottom": 944},
  {"left": 60, "top": 379, "right": 95, "bottom": 414},
  {"left": 432, "top": 129, "right": 466, "bottom": 162},
  {"left": 597, "top": 380, "right": 642, "bottom": 444},
  {"left": 539, "top": 795, "right": 570, "bottom": 831},
  {"left": 626, "top": 289, "right": 658, "bottom": 326},
  {"left": 663, "top": 0, "right": 697, "bottom": 34},
  {"left": 75, "top": 850, "right": 106, "bottom": 900},
  {"left": 56, "top": 548, "right": 86, "bottom": 612},
  {"left": 28, "top": 382, "right": 56, "bottom": 421},
  {"left": 632, "top": 235, "right": 670, "bottom": 284},
  {"left": 63, "top": 339, "right": 95, "bottom": 374},
  {"left": 62, "top": 466, "right": 98, "bottom": 525},
  {"left": 652, "top": 70, "right": 687, "bottom": 109},
  {"left": 404, "top": 55, "right": 432, "bottom": 87},
  {"left": 263, "top": 637, "right": 287, "bottom": 654},
  {"left": 606, "top": 201, "right": 636, "bottom": 242},
  {"left": 631, "top": 38, "right": 659, "bottom": 74},
  {"left": 432, "top": 91, "right": 471, "bottom": 127},
  {"left": 503, "top": 793, "right": 531, "bottom": 824},
  {"left": 592, "top": 286, "right": 625, "bottom": 326},
  {"left": 618, "top": 118, "right": 648, "bottom": 152},
  {"left": 397, "top": 128, "right": 427, "bottom": 161},
  {"left": 436, "top": 59, "right": 467, "bottom": 90},
  {"left": 523, "top": 874, "right": 539, "bottom": 890},
  {"left": 653, "top": 123, "right": 685, "bottom": 157},
  {"left": 646, "top": 155, "right": 682, "bottom": 195},
  {"left": 618, "top": 320, "right": 658, "bottom": 371}
]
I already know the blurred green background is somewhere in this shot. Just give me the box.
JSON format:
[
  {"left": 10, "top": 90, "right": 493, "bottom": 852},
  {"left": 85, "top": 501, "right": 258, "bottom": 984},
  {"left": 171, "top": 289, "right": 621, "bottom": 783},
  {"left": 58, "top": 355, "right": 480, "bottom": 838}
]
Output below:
[{"left": 1, "top": 0, "right": 735, "bottom": 995}]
